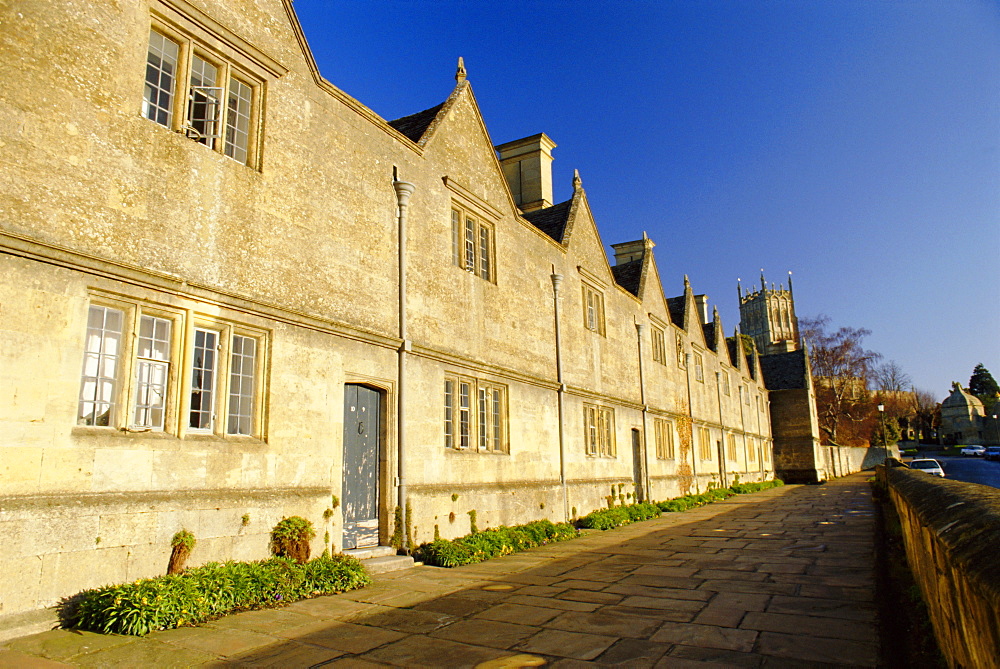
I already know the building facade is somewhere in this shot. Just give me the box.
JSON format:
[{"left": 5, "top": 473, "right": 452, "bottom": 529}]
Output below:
[
  {"left": 0, "top": 0, "right": 785, "bottom": 628},
  {"left": 940, "top": 384, "right": 1000, "bottom": 445}
]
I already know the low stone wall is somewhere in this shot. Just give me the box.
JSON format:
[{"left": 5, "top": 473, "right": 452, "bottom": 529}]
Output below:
[
  {"left": 822, "top": 445, "right": 891, "bottom": 479},
  {"left": 882, "top": 467, "right": 1000, "bottom": 668}
]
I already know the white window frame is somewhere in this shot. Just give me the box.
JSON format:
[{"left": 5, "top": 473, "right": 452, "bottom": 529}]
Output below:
[
  {"left": 77, "top": 298, "right": 266, "bottom": 438},
  {"left": 132, "top": 313, "right": 174, "bottom": 431},
  {"left": 694, "top": 352, "right": 704, "bottom": 383},
  {"left": 78, "top": 305, "right": 126, "bottom": 427},
  {"left": 188, "top": 327, "right": 219, "bottom": 432}
]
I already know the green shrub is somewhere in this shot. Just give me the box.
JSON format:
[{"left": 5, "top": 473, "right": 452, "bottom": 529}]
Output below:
[
  {"left": 730, "top": 479, "right": 784, "bottom": 495},
  {"left": 415, "top": 519, "right": 577, "bottom": 568},
  {"left": 167, "top": 529, "right": 196, "bottom": 575},
  {"left": 62, "top": 555, "right": 369, "bottom": 636},
  {"left": 270, "top": 517, "right": 315, "bottom": 564}
]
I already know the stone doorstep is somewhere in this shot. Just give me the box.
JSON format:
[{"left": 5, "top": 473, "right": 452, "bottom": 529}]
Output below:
[
  {"left": 343, "top": 545, "right": 418, "bottom": 575},
  {"left": 343, "top": 545, "right": 397, "bottom": 561},
  {"left": 362, "top": 555, "right": 416, "bottom": 575}
]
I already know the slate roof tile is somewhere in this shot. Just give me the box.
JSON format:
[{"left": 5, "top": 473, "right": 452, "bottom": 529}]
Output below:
[
  {"left": 522, "top": 200, "right": 572, "bottom": 243},
  {"left": 611, "top": 259, "right": 642, "bottom": 296},
  {"left": 667, "top": 296, "right": 686, "bottom": 329},
  {"left": 387, "top": 102, "right": 444, "bottom": 143}
]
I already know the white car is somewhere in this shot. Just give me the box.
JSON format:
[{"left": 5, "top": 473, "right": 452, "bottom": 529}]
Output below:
[
  {"left": 960, "top": 445, "right": 985, "bottom": 457},
  {"left": 909, "top": 458, "right": 945, "bottom": 477}
]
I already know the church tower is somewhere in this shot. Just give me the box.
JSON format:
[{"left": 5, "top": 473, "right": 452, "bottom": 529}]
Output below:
[{"left": 738, "top": 271, "right": 800, "bottom": 355}]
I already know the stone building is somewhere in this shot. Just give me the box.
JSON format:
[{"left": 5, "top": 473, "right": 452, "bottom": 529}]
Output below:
[
  {"left": 737, "top": 274, "right": 875, "bottom": 482},
  {"left": 738, "top": 273, "right": 799, "bottom": 356},
  {"left": 0, "top": 0, "right": 800, "bottom": 631},
  {"left": 940, "top": 383, "right": 999, "bottom": 445}
]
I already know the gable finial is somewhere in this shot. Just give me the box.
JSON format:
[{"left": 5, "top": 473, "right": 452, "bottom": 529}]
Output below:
[
  {"left": 572, "top": 169, "right": 582, "bottom": 190},
  {"left": 456, "top": 57, "right": 467, "bottom": 82},
  {"left": 683, "top": 274, "right": 691, "bottom": 290},
  {"left": 737, "top": 277, "right": 742, "bottom": 299}
]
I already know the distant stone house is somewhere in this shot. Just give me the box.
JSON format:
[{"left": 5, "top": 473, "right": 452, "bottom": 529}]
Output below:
[
  {"left": 0, "top": 0, "right": 835, "bottom": 630},
  {"left": 941, "top": 383, "right": 999, "bottom": 445}
]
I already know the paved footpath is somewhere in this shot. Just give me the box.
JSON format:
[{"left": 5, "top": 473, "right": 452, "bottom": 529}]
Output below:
[{"left": 0, "top": 473, "right": 878, "bottom": 667}]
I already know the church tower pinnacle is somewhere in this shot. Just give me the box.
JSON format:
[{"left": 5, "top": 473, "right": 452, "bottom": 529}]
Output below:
[{"left": 738, "top": 271, "right": 800, "bottom": 355}]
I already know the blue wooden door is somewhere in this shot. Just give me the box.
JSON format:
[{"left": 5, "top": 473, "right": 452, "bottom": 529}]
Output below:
[{"left": 342, "top": 384, "right": 380, "bottom": 549}]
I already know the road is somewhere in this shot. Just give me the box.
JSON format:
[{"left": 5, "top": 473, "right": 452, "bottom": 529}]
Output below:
[{"left": 929, "top": 455, "right": 1000, "bottom": 489}]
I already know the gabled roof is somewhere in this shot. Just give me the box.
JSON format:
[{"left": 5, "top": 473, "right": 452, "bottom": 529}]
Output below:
[
  {"left": 522, "top": 199, "right": 573, "bottom": 243},
  {"left": 387, "top": 102, "right": 445, "bottom": 143},
  {"left": 702, "top": 322, "right": 718, "bottom": 352},
  {"left": 726, "top": 337, "right": 744, "bottom": 371},
  {"left": 667, "top": 296, "right": 685, "bottom": 329},
  {"left": 611, "top": 259, "right": 643, "bottom": 297},
  {"left": 760, "top": 350, "right": 810, "bottom": 390}
]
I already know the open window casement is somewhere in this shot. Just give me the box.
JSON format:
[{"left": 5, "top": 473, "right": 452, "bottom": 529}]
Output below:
[{"left": 184, "top": 85, "right": 223, "bottom": 144}]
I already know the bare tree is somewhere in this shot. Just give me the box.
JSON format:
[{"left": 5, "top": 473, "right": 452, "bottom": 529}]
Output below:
[
  {"left": 873, "top": 360, "right": 911, "bottom": 393},
  {"left": 800, "top": 315, "right": 882, "bottom": 446},
  {"left": 912, "top": 388, "right": 941, "bottom": 443}
]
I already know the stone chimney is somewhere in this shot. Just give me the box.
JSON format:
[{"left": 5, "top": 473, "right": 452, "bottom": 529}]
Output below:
[
  {"left": 610, "top": 233, "right": 654, "bottom": 266},
  {"left": 496, "top": 133, "right": 556, "bottom": 212},
  {"left": 694, "top": 295, "right": 710, "bottom": 325}
]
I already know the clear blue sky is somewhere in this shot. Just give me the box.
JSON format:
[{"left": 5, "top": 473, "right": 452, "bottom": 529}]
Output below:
[{"left": 294, "top": 0, "right": 1000, "bottom": 401}]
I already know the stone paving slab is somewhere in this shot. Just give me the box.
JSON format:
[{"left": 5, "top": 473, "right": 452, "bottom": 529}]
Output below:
[{"left": 0, "top": 473, "right": 881, "bottom": 667}]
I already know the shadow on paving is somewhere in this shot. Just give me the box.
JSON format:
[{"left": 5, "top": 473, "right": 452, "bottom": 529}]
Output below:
[{"left": 1, "top": 475, "right": 880, "bottom": 668}]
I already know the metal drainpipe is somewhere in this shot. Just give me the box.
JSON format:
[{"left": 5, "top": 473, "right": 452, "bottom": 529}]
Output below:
[
  {"left": 715, "top": 371, "right": 727, "bottom": 487},
  {"left": 685, "top": 352, "right": 698, "bottom": 492},
  {"left": 393, "top": 179, "right": 415, "bottom": 542},
  {"left": 551, "top": 273, "right": 568, "bottom": 521},
  {"left": 635, "top": 322, "right": 650, "bottom": 502},
  {"left": 738, "top": 385, "right": 750, "bottom": 478},
  {"left": 756, "top": 391, "right": 765, "bottom": 477}
]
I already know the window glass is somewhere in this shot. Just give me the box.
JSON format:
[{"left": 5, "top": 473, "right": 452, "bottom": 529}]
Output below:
[
  {"left": 189, "top": 329, "right": 218, "bottom": 430},
  {"left": 479, "top": 226, "right": 491, "bottom": 281},
  {"left": 79, "top": 306, "right": 124, "bottom": 426},
  {"left": 188, "top": 55, "right": 220, "bottom": 144},
  {"left": 464, "top": 218, "right": 476, "bottom": 271},
  {"left": 584, "top": 404, "right": 615, "bottom": 456},
  {"left": 134, "top": 315, "right": 172, "bottom": 430},
  {"left": 451, "top": 210, "right": 461, "bottom": 267},
  {"left": 224, "top": 76, "right": 252, "bottom": 163},
  {"left": 459, "top": 381, "right": 471, "bottom": 449},
  {"left": 478, "top": 388, "right": 488, "bottom": 450},
  {"left": 227, "top": 334, "right": 256, "bottom": 435},
  {"left": 143, "top": 29, "right": 178, "bottom": 127}
]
